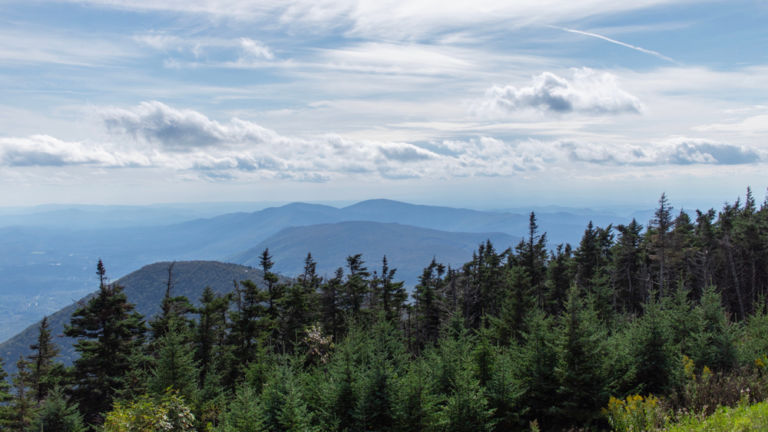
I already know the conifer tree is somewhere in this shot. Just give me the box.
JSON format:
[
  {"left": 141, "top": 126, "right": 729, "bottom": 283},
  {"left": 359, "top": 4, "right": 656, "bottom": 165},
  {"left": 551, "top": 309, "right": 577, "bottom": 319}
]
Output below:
[
  {"left": 28, "top": 387, "right": 86, "bottom": 432},
  {"left": 612, "top": 219, "right": 645, "bottom": 313},
  {"left": 555, "top": 287, "right": 608, "bottom": 428},
  {"left": 517, "top": 212, "right": 548, "bottom": 308},
  {"left": 649, "top": 193, "right": 673, "bottom": 296},
  {"left": 27, "top": 315, "right": 61, "bottom": 403},
  {"left": 343, "top": 254, "right": 370, "bottom": 319},
  {"left": 64, "top": 260, "right": 146, "bottom": 426},
  {"left": 631, "top": 293, "right": 674, "bottom": 395},
  {"left": 320, "top": 267, "right": 345, "bottom": 341},
  {"left": 373, "top": 256, "right": 407, "bottom": 323},
  {"left": 393, "top": 360, "right": 439, "bottom": 432},
  {"left": 413, "top": 259, "right": 445, "bottom": 350},
  {"left": 150, "top": 262, "right": 194, "bottom": 341},
  {"left": 0, "top": 357, "right": 14, "bottom": 429},
  {"left": 11, "top": 356, "right": 35, "bottom": 432},
  {"left": 518, "top": 309, "right": 559, "bottom": 429},
  {"left": 195, "top": 286, "right": 229, "bottom": 388},
  {"left": 226, "top": 279, "right": 269, "bottom": 384},
  {"left": 150, "top": 318, "right": 199, "bottom": 402}
]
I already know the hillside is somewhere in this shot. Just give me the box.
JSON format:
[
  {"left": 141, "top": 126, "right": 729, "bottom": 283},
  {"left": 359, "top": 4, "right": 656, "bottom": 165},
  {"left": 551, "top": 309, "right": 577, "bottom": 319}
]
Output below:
[
  {"left": 0, "top": 261, "right": 266, "bottom": 372},
  {"left": 231, "top": 221, "right": 518, "bottom": 286}
]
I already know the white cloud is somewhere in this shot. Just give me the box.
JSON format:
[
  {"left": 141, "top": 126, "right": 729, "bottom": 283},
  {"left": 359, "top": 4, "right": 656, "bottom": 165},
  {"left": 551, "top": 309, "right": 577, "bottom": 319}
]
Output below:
[
  {"left": 239, "top": 38, "right": 274, "bottom": 60},
  {"left": 694, "top": 113, "right": 768, "bottom": 135},
  {"left": 2, "top": 102, "right": 762, "bottom": 185},
  {"left": 0, "top": 135, "right": 148, "bottom": 167},
  {"left": 475, "top": 68, "right": 642, "bottom": 117}
]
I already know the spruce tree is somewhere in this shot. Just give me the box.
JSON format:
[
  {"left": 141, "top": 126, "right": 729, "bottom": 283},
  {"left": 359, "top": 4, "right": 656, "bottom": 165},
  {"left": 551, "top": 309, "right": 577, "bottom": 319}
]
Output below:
[
  {"left": 554, "top": 287, "right": 608, "bottom": 428},
  {"left": 195, "top": 286, "right": 229, "bottom": 388},
  {"left": 0, "top": 357, "right": 14, "bottom": 429},
  {"left": 64, "top": 260, "right": 146, "bottom": 426},
  {"left": 11, "top": 356, "right": 35, "bottom": 432},
  {"left": 149, "top": 318, "right": 199, "bottom": 402},
  {"left": 28, "top": 387, "right": 86, "bottom": 432},
  {"left": 27, "top": 316, "right": 62, "bottom": 404}
]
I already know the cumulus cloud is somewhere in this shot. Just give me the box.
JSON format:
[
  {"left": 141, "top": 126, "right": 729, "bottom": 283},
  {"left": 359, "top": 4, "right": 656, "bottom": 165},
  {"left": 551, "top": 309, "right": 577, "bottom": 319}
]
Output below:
[
  {"left": 102, "top": 101, "right": 283, "bottom": 151},
  {"left": 4, "top": 102, "right": 759, "bottom": 183},
  {"left": 476, "top": 68, "right": 642, "bottom": 117}
]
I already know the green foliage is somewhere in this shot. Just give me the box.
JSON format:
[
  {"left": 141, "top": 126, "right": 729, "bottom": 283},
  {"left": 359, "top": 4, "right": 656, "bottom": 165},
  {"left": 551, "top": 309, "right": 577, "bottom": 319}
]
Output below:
[
  {"left": 64, "top": 260, "right": 146, "bottom": 425},
  {"left": 666, "top": 400, "right": 768, "bottom": 432},
  {"left": 554, "top": 287, "right": 609, "bottom": 428},
  {"left": 149, "top": 318, "right": 200, "bottom": 402},
  {"left": 29, "top": 387, "right": 86, "bottom": 432},
  {"left": 104, "top": 390, "right": 195, "bottom": 432},
  {"left": 602, "top": 394, "right": 666, "bottom": 432}
]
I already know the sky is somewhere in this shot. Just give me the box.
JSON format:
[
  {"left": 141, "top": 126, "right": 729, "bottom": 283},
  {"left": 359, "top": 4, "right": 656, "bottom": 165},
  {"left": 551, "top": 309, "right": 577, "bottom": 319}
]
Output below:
[{"left": 1, "top": 0, "right": 767, "bottom": 209}]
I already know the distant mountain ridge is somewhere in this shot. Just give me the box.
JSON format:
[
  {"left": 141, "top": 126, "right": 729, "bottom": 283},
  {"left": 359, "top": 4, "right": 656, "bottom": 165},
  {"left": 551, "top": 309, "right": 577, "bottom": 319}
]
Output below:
[
  {"left": 0, "top": 261, "right": 266, "bottom": 373},
  {"left": 232, "top": 221, "right": 518, "bottom": 286},
  {"left": 0, "top": 198, "right": 639, "bottom": 341}
]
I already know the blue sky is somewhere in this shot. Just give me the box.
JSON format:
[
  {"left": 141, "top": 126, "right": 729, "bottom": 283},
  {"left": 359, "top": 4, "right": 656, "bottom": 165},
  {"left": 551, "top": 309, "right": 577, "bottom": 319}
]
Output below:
[{"left": 1, "top": 0, "right": 767, "bottom": 209}]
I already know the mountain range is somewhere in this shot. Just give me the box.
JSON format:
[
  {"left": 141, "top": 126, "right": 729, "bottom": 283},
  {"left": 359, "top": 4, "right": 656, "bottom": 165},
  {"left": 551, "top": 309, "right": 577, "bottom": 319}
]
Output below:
[{"left": 0, "top": 199, "right": 650, "bottom": 342}]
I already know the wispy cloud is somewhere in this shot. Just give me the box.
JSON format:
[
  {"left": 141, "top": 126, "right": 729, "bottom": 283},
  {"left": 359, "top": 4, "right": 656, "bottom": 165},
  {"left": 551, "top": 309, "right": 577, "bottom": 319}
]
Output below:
[{"left": 550, "top": 26, "right": 677, "bottom": 64}]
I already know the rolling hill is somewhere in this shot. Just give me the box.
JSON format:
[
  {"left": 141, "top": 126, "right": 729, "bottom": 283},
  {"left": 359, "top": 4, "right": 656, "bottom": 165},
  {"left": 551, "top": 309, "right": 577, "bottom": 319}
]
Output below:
[{"left": 0, "top": 261, "right": 266, "bottom": 373}]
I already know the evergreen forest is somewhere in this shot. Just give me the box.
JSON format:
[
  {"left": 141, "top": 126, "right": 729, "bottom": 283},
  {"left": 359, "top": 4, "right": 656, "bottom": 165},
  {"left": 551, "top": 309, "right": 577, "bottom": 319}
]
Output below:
[{"left": 4, "top": 189, "right": 768, "bottom": 431}]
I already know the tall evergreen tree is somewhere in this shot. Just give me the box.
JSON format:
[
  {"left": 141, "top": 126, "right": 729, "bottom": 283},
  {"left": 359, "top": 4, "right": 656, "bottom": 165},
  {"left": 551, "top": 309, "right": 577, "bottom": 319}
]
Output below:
[
  {"left": 11, "top": 356, "right": 35, "bottom": 432},
  {"left": 554, "top": 287, "right": 608, "bottom": 428},
  {"left": 27, "top": 316, "right": 62, "bottom": 404},
  {"left": 149, "top": 318, "right": 199, "bottom": 402},
  {"left": 64, "top": 260, "right": 146, "bottom": 426},
  {"left": 0, "top": 357, "right": 14, "bottom": 429}
]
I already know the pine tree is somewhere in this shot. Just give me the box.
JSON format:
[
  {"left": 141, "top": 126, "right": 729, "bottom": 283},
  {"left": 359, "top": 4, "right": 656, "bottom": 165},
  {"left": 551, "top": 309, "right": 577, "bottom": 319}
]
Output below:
[
  {"left": 226, "top": 279, "right": 269, "bottom": 385},
  {"left": 11, "top": 356, "right": 35, "bottom": 432},
  {"left": 518, "top": 309, "right": 559, "bottom": 429},
  {"left": 29, "top": 387, "right": 86, "bottom": 432},
  {"left": 150, "top": 262, "right": 194, "bottom": 341},
  {"left": 195, "top": 286, "right": 229, "bottom": 388},
  {"left": 373, "top": 256, "right": 407, "bottom": 323},
  {"left": 517, "top": 212, "right": 548, "bottom": 308},
  {"left": 554, "top": 287, "right": 608, "bottom": 428},
  {"left": 320, "top": 267, "right": 345, "bottom": 341},
  {"left": 413, "top": 259, "right": 445, "bottom": 351},
  {"left": 343, "top": 254, "right": 370, "bottom": 319},
  {"left": 0, "top": 357, "right": 14, "bottom": 429},
  {"left": 649, "top": 193, "right": 674, "bottom": 296},
  {"left": 631, "top": 293, "right": 674, "bottom": 395},
  {"left": 393, "top": 360, "right": 439, "bottom": 432},
  {"left": 64, "top": 259, "right": 146, "bottom": 426},
  {"left": 27, "top": 316, "right": 62, "bottom": 404},
  {"left": 149, "top": 318, "right": 199, "bottom": 402},
  {"left": 612, "top": 219, "right": 645, "bottom": 313}
]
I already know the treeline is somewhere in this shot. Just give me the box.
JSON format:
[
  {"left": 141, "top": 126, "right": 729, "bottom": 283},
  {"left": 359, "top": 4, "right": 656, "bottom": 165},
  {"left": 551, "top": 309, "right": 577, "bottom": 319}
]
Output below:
[{"left": 2, "top": 189, "right": 768, "bottom": 431}]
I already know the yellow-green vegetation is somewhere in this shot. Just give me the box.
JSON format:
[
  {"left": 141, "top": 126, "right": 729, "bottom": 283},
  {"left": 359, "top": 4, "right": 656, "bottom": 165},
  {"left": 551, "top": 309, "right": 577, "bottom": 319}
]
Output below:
[
  {"left": 666, "top": 401, "right": 768, "bottom": 431},
  {"left": 104, "top": 391, "right": 195, "bottom": 432},
  {"left": 603, "top": 394, "right": 666, "bottom": 432}
]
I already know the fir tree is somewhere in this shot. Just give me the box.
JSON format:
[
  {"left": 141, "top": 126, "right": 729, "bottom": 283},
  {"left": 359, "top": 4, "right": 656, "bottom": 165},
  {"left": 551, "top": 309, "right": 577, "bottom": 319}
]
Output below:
[
  {"left": 149, "top": 318, "right": 199, "bottom": 402},
  {"left": 64, "top": 260, "right": 146, "bottom": 426},
  {"left": 28, "top": 387, "right": 86, "bottom": 432},
  {"left": 0, "top": 357, "right": 14, "bottom": 429},
  {"left": 554, "top": 287, "right": 608, "bottom": 428},
  {"left": 27, "top": 315, "right": 62, "bottom": 403}
]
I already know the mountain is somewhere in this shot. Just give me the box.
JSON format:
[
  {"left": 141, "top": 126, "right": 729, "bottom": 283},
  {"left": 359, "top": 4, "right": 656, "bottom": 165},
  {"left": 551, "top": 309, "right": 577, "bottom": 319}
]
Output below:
[
  {"left": 0, "top": 199, "right": 640, "bottom": 341},
  {"left": 231, "top": 221, "right": 518, "bottom": 286},
  {"left": 0, "top": 261, "right": 266, "bottom": 373}
]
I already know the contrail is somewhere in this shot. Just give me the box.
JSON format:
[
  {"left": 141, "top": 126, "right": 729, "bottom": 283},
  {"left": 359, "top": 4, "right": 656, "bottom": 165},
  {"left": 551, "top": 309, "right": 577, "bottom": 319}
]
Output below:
[{"left": 551, "top": 25, "right": 677, "bottom": 64}]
